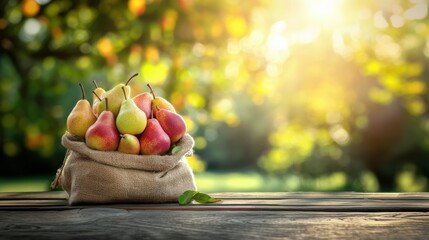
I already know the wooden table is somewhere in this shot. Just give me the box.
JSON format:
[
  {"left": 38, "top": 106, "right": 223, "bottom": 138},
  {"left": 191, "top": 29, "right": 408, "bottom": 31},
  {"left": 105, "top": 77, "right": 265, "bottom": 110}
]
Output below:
[{"left": 1, "top": 192, "right": 429, "bottom": 239}]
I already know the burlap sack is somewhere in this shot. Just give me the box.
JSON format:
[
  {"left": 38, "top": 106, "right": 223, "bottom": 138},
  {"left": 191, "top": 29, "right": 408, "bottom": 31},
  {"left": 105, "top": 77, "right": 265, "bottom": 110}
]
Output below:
[{"left": 53, "top": 133, "right": 197, "bottom": 205}]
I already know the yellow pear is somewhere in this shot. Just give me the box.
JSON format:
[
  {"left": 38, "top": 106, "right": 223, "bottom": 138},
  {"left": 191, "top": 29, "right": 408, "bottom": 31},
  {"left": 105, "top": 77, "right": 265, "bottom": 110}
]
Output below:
[
  {"left": 147, "top": 83, "right": 176, "bottom": 115},
  {"left": 66, "top": 83, "right": 96, "bottom": 138},
  {"left": 118, "top": 134, "right": 140, "bottom": 155},
  {"left": 98, "top": 73, "right": 138, "bottom": 117},
  {"left": 92, "top": 80, "right": 105, "bottom": 117}
]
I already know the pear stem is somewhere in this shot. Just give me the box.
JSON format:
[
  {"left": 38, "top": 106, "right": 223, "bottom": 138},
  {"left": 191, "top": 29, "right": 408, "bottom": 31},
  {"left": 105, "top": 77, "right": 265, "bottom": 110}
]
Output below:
[
  {"left": 79, "top": 83, "right": 85, "bottom": 100},
  {"left": 105, "top": 97, "right": 109, "bottom": 111},
  {"left": 92, "top": 80, "right": 98, "bottom": 89},
  {"left": 92, "top": 90, "right": 102, "bottom": 101},
  {"left": 122, "top": 86, "right": 127, "bottom": 100},
  {"left": 125, "top": 73, "right": 138, "bottom": 86},
  {"left": 147, "top": 83, "right": 156, "bottom": 99}
]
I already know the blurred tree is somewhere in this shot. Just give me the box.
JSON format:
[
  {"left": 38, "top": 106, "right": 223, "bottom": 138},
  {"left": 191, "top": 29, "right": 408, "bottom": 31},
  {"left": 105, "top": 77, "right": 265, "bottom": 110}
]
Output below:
[
  {"left": 0, "top": 0, "right": 258, "bottom": 176},
  {"left": 1, "top": 0, "right": 429, "bottom": 192},
  {"left": 255, "top": 0, "right": 429, "bottom": 191}
]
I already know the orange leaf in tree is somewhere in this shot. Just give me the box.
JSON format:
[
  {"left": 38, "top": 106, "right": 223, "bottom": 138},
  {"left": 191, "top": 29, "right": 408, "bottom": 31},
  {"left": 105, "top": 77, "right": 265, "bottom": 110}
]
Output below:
[
  {"left": 145, "top": 46, "right": 159, "bottom": 62},
  {"left": 177, "top": 0, "right": 192, "bottom": 10},
  {"left": 51, "top": 26, "right": 63, "bottom": 39},
  {"left": 129, "top": 0, "right": 146, "bottom": 16},
  {"left": 97, "top": 37, "right": 114, "bottom": 58},
  {"left": 0, "top": 19, "right": 8, "bottom": 30},
  {"left": 106, "top": 55, "right": 118, "bottom": 65},
  {"left": 161, "top": 9, "right": 178, "bottom": 32},
  {"left": 22, "top": 0, "right": 40, "bottom": 17}
]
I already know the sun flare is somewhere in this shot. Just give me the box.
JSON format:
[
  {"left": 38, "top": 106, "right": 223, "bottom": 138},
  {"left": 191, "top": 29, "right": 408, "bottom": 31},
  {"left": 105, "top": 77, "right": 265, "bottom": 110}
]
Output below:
[{"left": 305, "top": 0, "right": 342, "bottom": 23}]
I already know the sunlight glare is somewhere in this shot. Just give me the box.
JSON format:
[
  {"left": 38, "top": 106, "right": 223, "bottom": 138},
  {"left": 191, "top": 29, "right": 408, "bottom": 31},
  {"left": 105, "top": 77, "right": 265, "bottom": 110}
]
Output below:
[
  {"left": 405, "top": 1, "right": 428, "bottom": 20},
  {"left": 306, "top": 0, "right": 341, "bottom": 21},
  {"left": 265, "top": 21, "right": 289, "bottom": 63}
]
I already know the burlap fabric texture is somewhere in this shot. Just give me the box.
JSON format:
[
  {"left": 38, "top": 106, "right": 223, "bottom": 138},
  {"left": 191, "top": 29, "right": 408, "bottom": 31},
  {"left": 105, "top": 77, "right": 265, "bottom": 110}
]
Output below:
[{"left": 54, "top": 133, "right": 197, "bottom": 205}]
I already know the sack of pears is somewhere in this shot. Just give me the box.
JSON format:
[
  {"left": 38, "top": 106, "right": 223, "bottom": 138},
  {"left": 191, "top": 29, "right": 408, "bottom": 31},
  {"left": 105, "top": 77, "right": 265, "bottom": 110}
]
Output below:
[{"left": 52, "top": 133, "right": 197, "bottom": 205}]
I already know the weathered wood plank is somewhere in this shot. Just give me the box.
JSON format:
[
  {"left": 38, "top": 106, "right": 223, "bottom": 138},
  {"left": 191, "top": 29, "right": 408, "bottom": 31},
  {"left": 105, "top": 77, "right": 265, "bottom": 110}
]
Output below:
[
  {"left": 2, "top": 192, "right": 429, "bottom": 238},
  {"left": 2, "top": 197, "right": 429, "bottom": 212},
  {"left": 3, "top": 191, "right": 429, "bottom": 201},
  {"left": 0, "top": 200, "right": 68, "bottom": 207},
  {"left": 0, "top": 210, "right": 428, "bottom": 239},
  {"left": 0, "top": 191, "right": 67, "bottom": 200},
  {"left": 209, "top": 192, "right": 429, "bottom": 200},
  {"left": 2, "top": 192, "right": 429, "bottom": 212}
]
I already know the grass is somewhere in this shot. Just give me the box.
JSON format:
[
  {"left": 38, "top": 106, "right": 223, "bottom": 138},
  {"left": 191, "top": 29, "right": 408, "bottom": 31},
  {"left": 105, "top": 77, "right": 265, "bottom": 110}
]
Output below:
[
  {"left": 0, "top": 172, "right": 278, "bottom": 193},
  {"left": 0, "top": 171, "right": 357, "bottom": 193},
  {"left": 0, "top": 176, "right": 54, "bottom": 192},
  {"left": 196, "top": 172, "right": 267, "bottom": 192}
]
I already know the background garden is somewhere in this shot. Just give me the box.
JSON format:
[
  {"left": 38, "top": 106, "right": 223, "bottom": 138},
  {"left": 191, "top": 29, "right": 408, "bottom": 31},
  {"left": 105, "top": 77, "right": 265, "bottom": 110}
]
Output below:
[{"left": 1, "top": 0, "right": 429, "bottom": 192}]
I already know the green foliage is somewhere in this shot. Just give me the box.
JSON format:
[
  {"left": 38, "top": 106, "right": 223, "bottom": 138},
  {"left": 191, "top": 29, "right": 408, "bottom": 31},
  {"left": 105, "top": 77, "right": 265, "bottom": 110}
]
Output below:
[
  {"left": 178, "top": 190, "right": 221, "bottom": 205},
  {"left": 1, "top": 0, "right": 429, "bottom": 191},
  {"left": 0, "top": 172, "right": 381, "bottom": 193}
]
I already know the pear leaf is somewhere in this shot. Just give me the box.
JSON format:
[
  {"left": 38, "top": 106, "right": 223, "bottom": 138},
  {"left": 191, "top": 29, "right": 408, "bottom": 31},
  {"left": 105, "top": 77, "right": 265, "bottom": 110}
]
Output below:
[
  {"left": 193, "top": 192, "right": 222, "bottom": 204},
  {"left": 171, "top": 145, "right": 182, "bottom": 155},
  {"left": 178, "top": 190, "right": 198, "bottom": 205},
  {"left": 178, "top": 190, "right": 221, "bottom": 205}
]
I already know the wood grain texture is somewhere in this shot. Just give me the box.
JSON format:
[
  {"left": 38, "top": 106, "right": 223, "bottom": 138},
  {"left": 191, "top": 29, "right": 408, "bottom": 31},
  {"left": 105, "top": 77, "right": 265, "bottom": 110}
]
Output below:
[
  {"left": 0, "top": 191, "right": 67, "bottom": 200},
  {"left": 209, "top": 192, "right": 429, "bottom": 199},
  {"left": 3, "top": 191, "right": 429, "bottom": 200},
  {"left": 1, "top": 192, "right": 429, "bottom": 212},
  {"left": 2, "top": 192, "right": 429, "bottom": 239},
  {"left": 1, "top": 210, "right": 429, "bottom": 239}
]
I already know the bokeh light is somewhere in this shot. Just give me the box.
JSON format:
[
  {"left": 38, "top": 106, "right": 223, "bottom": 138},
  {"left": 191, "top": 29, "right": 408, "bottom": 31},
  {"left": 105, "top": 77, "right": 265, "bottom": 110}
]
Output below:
[{"left": 2, "top": 0, "right": 429, "bottom": 192}]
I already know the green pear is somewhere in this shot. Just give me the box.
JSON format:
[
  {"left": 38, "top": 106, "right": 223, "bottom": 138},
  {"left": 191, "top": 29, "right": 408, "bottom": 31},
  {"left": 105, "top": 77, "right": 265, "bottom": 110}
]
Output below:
[
  {"left": 155, "top": 107, "right": 187, "bottom": 143},
  {"left": 139, "top": 117, "right": 171, "bottom": 155},
  {"left": 116, "top": 86, "right": 147, "bottom": 135},
  {"left": 85, "top": 98, "right": 120, "bottom": 151},
  {"left": 67, "top": 83, "right": 96, "bottom": 138},
  {"left": 118, "top": 134, "right": 140, "bottom": 155},
  {"left": 147, "top": 83, "right": 176, "bottom": 115},
  {"left": 92, "top": 80, "right": 105, "bottom": 117},
  {"left": 98, "top": 73, "right": 138, "bottom": 117}
]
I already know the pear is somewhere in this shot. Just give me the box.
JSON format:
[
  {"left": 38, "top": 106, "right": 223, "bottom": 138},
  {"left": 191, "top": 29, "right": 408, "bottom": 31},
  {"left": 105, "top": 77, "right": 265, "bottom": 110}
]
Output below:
[
  {"left": 132, "top": 92, "right": 153, "bottom": 119},
  {"left": 98, "top": 73, "right": 138, "bottom": 117},
  {"left": 66, "top": 83, "right": 96, "bottom": 138},
  {"left": 92, "top": 90, "right": 103, "bottom": 116},
  {"left": 118, "top": 134, "right": 140, "bottom": 155},
  {"left": 116, "top": 86, "right": 147, "bottom": 135},
  {"left": 92, "top": 80, "right": 105, "bottom": 117},
  {"left": 139, "top": 116, "right": 171, "bottom": 155},
  {"left": 155, "top": 107, "right": 187, "bottom": 143},
  {"left": 85, "top": 98, "right": 120, "bottom": 151},
  {"left": 147, "top": 83, "right": 176, "bottom": 115}
]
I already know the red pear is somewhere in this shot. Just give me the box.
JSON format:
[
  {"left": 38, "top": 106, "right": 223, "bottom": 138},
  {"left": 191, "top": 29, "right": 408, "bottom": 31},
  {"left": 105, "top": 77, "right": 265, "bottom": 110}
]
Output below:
[
  {"left": 85, "top": 98, "right": 120, "bottom": 151},
  {"left": 132, "top": 92, "right": 153, "bottom": 119},
  {"left": 155, "top": 108, "right": 187, "bottom": 143},
  {"left": 139, "top": 118, "right": 171, "bottom": 155}
]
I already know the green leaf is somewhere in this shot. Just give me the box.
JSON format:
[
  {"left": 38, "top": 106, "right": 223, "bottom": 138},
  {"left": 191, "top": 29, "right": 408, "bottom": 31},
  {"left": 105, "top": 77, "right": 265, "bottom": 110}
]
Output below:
[
  {"left": 178, "top": 190, "right": 221, "bottom": 205},
  {"left": 193, "top": 192, "right": 222, "bottom": 204},
  {"left": 178, "top": 190, "right": 198, "bottom": 205},
  {"left": 171, "top": 145, "right": 182, "bottom": 155}
]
